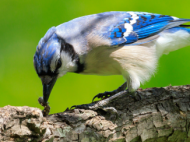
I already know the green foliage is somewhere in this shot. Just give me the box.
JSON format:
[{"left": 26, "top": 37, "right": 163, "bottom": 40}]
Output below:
[{"left": 0, "top": 0, "right": 190, "bottom": 114}]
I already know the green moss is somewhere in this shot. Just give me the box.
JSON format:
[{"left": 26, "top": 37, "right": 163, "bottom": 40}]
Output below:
[
  {"left": 158, "top": 128, "right": 173, "bottom": 137},
  {"left": 111, "top": 138, "right": 126, "bottom": 142},
  {"left": 168, "top": 130, "right": 187, "bottom": 142},
  {"left": 142, "top": 130, "right": 188, "bottom": 142},
  {"left": 130, "top": 136, "right": 142, "bottom": 142},
  {"left": 188, "top": 128, "right": 190, "bottom": 138},
  {"left": 144, "top": 137, "right": 168, "bottom": 142},
  {"left": 185, "top": 137, "right": 190, "bottom": 142},
  {"left": 45, "top": 137, "right": 54, "bottom": 142}
]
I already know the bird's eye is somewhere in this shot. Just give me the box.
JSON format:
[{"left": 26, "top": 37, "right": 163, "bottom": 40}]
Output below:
[{"left": 57, "top": 59, "right": 62, "bottom": 69}]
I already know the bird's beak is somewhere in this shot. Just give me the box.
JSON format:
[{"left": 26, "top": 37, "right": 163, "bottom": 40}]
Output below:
[{"left": 42, "top": 76, "right": 57, "bottom": 103}]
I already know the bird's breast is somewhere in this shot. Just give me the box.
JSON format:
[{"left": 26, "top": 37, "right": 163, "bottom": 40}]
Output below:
[{"left": 81, "top": 46, "right": 122, "bottom": 75}]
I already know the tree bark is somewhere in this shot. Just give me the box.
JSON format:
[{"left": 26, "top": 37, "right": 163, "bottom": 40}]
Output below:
[{"left": 1, "top": 85, "right": 190, "bottom": 142}]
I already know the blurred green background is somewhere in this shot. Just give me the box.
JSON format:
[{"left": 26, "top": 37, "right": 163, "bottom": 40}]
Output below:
[{"left": 1, "top": 0, "right": 190, "bottom": 114}]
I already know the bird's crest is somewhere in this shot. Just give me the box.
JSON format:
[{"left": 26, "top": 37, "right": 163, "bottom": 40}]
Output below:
[{"left": 37, "top": 27, "right": 56, "bottom": 51}]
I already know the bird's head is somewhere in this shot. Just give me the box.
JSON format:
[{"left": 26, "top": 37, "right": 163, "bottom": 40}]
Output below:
[{"left": 33, "top": 27, "right": 81, "bottom": 103}]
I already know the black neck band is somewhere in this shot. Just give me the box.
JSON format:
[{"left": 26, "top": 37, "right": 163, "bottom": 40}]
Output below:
[
  {"left": 75, "top": 59, "right": 85, "bottom": 73},
  {"left": 59, "top": 38, "right": 85, "bottom": 73}
]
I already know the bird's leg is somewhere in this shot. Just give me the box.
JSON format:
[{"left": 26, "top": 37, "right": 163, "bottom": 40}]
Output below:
[
  {"left": 71, "top": 90, "right": 128, "bottom": 112},
  {"left": 92, "top": 82, "right": 127, "bottom": 102}
]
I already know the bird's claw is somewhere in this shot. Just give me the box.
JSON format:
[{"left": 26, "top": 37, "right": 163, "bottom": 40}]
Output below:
[
  {"left": 70, "top": 102, "right": 96, "bottom": 110},
  {"left": 92, "top": 91, "right": 111, "bottom": 102},
  {"left": 70, "top": 105, "right": 76, "bottom": 110},
  {"left": 92, "top": 82, "right": 127, "bottom": 102}
]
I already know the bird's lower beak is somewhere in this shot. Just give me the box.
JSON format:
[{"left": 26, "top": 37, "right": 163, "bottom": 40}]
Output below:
[{"left": 43, "top": 76, "right": 57, "bottom": 103}]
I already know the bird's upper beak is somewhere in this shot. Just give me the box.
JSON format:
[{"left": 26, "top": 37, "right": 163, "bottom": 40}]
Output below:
[{"left": 41, "top": 76, "right": 57, "bottom": 103}]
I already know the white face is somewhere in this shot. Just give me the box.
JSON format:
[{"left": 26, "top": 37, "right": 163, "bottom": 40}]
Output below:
[
  {"left": 57, "top": 51, "right": 77, "bottom": 78},
  {"left": 49, "top": 50, "right": 61, "bottom": 73}
]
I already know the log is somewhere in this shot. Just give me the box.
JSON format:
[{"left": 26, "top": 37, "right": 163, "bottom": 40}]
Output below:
[{"left": 1, "top": 85, "right": 190, "bottom": 142}]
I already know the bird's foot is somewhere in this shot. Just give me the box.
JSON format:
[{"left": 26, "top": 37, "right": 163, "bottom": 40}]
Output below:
[
  {"left": 71, "top": 90, "right": 128, "bottom": 120},
  {"left": 92, "top": 82, "right": 127, "bottom": 102},
  {"left": 92, "top": 91, "right": 115, "bottom": 102},
  {"left": 129, "top": 91, "right": 142, "bottom": 101}
]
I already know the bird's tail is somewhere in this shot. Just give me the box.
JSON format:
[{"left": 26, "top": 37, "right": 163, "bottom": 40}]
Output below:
[{"left": 156, "top": 25, "right": 190, "bottom": 57}]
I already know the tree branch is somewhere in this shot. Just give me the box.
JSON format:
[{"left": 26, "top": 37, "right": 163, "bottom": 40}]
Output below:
[{"left": 1, "top": 85, "right": 190, "bottom": 142}]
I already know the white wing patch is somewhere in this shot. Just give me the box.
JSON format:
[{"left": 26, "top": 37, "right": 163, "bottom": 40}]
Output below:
[
  {"left": 124, "top": 23, "right": 133, "bottom": 37},
  {"left": 123, "top": 12, "right": 139, "bottom": 38},
  {"left": 128, "top": 12, "right": 139, "bottom": 24}
]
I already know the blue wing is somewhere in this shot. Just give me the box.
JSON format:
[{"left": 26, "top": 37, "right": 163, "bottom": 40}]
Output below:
[{"left": 108, "top": 12, "right": 190, "bottom": 46}]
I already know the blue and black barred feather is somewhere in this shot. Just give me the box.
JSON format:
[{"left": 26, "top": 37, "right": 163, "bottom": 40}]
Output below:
[{"left": 109, "top": 12, "right": 190, "bottom": 46}]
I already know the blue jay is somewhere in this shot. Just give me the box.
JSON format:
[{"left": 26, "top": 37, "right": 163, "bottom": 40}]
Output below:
[{"left": 34, "top": 12, "right": 190, "bottom": 110}]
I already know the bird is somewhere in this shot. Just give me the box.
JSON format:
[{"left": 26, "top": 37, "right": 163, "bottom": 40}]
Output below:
[{"left": 33, "top": 11, "right": 190, "bottom": 110}]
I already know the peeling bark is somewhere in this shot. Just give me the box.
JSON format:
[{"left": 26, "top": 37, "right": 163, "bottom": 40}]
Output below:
[{"left": 1, "top": 85, "right": 190, "bottom": 142}]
